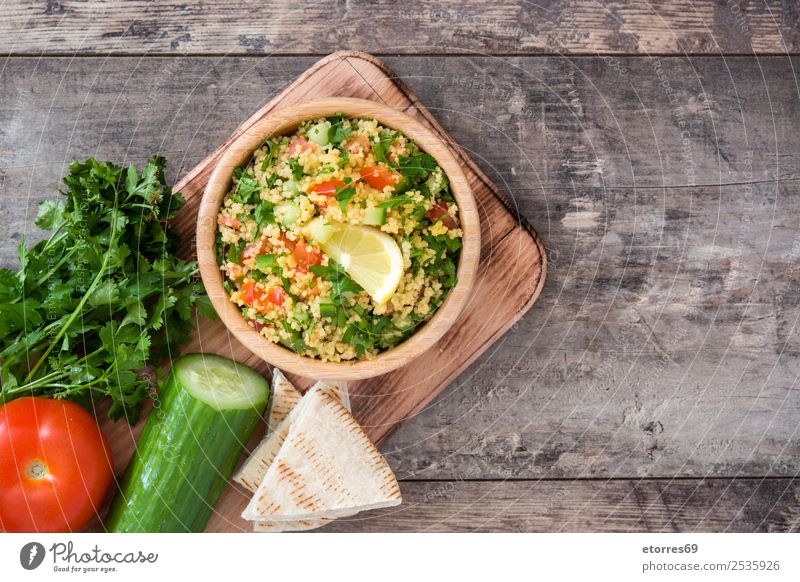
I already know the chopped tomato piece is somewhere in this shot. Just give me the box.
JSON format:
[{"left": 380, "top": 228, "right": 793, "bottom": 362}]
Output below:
[
  {"left": 292, "top": 242, "right": 323, "bottom": 272},
  {"left": 343, "top": 134, "right": 371, "bottom": 154},
  {"left": 267, "top": 287, "right": 286, "bottom": 306},
  {"left": 279, "top": 231, "right": 297, "bottom": 252},
  {"left": 426, "top": 202, "right": 458, "bottom": 229},
  {"left": 309, "top": 179, "right": 345, "bottom": 197},
  {"left": 242, "top": 237, "right": 268, "bottom": 260},
  {"left": 241, "top": 280, "right": 266, "bottom": 306},
  {"left": 219, "top": 214, "right": 241, "bottom": 229},
  {"left": 287, "top": 136, "right": 314, "bottom": 157},
  {"left": 360, "top": 165, "right": 400, "bottom": 190},
  {"left": 242, "top": 281, "right": 285, "bottom": 311}
]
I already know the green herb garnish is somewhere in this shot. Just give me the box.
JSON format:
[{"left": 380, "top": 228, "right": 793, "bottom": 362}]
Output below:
[
  {"left": 335, "top": 179, "right": 357, "bottom": 212},
  {"left": 260, "top": 140, "right": 277, "bottom": 172},
  {"left": 396, "top": 151, "right": 437, "bottom": 179},
  {"left": 309, "top": 261, "right": 362, "bottom": 297},
  {"left": 232, "top": 168, "right": 260, "bottom": 204},
  {"left": 327, "top": 113, "right": 353, "bottom": 145},
  {"left": 380, "top": 196, "right": 415, "bottom": 210},
  {"left": 289, "top": 158, "right": 305, "bottom": 181},
  {"left": 372, "top": 131, "right": 399, "bottom": 164},
  {"left": 0, "top": 157, "right": 212, "bottom": 422},
  {"left": 255, "top": 200, "right": 275, "bottom": 225}
]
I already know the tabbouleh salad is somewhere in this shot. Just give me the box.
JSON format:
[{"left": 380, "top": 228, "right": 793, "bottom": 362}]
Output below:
[{"left": 215, "top": 114, "right": 463, "bottom": 361}]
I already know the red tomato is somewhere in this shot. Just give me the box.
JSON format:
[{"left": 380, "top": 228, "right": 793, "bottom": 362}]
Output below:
[
  {"left": 242, "top": 281, "right": 285, "bottom": 310},
  {"left": 241, "top": 280, "right": 266, "bottom": 306},
  {"left": 308, "top": 179, "right": 345, "bottom": 197},
  {"left": 343, "top": 134, "right": 371, "bottom": 154},
  {"left": 360, "top": 165, "right": 400, "bottom": 190},
  {"left": 426, "top": 202, "right": 458, "bottom": 229},
  {"left": 267, "top": 287, "right": 286, "bottom": 306},
  {"left": 219, "top": 214, "right": 241, "bottom": 229},
  {"left": 287, "top": 137, "right": 314, "bottom": 157},
  {"left": 0, "top": 397, "right": 113, "bottom": 533},
  {"left": 279, "top": 232, "right": 297, "bottom": 252},
  {"left": 292, "top": 243, "right": 323, "bottom": 273},
  {"left": 242, "top": 238, "right": 268, "bottom": 261}
]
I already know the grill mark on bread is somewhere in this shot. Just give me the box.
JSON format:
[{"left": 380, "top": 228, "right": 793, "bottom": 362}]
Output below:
[{"left": 244, "top": 387, "right": 401, "bottom": 520}]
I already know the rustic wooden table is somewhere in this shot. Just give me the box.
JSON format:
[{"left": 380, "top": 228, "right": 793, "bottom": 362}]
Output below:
[{"left": 1, "top": 1, "right": 798, "bottom": 532}]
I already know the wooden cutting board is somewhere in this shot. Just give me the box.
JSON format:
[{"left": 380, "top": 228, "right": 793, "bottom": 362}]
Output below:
[{"left": 100, "top": 51, "right": 546, "bottom": 532}]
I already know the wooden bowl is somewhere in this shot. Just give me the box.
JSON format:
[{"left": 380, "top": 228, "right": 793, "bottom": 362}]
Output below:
[{"left": 197, "top": 98, "right": 480, "bottom": 380}]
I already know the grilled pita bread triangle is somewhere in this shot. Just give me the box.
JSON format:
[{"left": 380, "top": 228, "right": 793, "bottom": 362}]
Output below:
[
  {"left": 242, "top": 389, "right": 401, "bottom": 521},
  {"left": 267, "top": 368, "right": 302, "bottom": 431},
  {"left": 234, "top": 377, "right": 350, "bottom": 493}
]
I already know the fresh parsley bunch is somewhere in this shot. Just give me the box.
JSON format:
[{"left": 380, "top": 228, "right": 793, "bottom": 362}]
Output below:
[{"left": 0, "top": 157, "right": 213, "bottom": 422}]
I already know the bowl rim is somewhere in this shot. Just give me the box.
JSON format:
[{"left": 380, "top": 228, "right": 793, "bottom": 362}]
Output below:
[{"left": 196, "top": 97, "right": 480, "bottom": 380}]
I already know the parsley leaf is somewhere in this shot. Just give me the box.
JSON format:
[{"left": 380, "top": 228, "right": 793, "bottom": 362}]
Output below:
[
  {"left": 289, "top": 158, "right": 305, "bottom": 181},
  {"left": 327, "top": 113, "right": 352, "bottom": 145},
  {"left": 255, "top": 201, "right": 275, "bottom": 225},
  {"left": 232, "top": 168, "right": 261, "bottom": 204},
  {"left": 397, "top": 151, "right": 437, "bottom": 179},
  {"left": 0, "top": 157, "right": 212, "bottom": 423},
  {"left": 260, "top": 140, "right": 277, "bottom": 172},
  {"left": 309, "top": 262, "right": 363, "bottom": 297},
  {"left": 335, "top": 179, "right": 357, "bottom": 212},
  {"left": 372, "top": 131, "right": 399, "bottom": 164},
  {"left": 380, "top": 196, "right": 415, "bottom": 210}
]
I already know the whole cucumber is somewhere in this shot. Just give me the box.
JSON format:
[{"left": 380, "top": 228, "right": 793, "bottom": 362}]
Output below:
[{"left": 105, "top": 353, "right": 269, "bottom": 532}]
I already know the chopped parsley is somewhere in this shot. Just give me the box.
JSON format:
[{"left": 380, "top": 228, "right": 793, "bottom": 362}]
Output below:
[
  {"left": 396, "top": 150, "right": 437, "bottom": 179},
  {"left": 327, "top": 113, "right": 353, "bottom": 145},
  {"left": 289, "top": 158, "right": 305, "bottom": 181},
  {"left": 232, "top": 167, "right": 261, "bottom": 204},
  {"left": 260, "top": 140, "right": 277, "bottom": 172},
  {"left": 372, "top": 131, "right": 399, "bottom": 163},
  {"left": 335, "top": 178, "right": 357, "bottom": 212}
]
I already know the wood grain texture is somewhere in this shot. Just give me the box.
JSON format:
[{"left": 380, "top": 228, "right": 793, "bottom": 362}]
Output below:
[
  {"left": 1, "top": 52, "right": 798, "bottom": 535},
  {"left": 317, "top": 478, "right": 800, "bottom": 533},
  {"left": 195, "top": 97, "right": 481, "bottom": 381},
  {"left": 1, "top": 0, "right": 798, "bottom": 56}
]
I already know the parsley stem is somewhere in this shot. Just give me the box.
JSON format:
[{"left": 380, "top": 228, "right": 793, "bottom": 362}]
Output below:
[
  {"left": 10, "top": 346, "right": 107, "bottom": 394},
  {"left": 33, "top": 246, "right": 79, "bottom": 288},
  {"left": 22, "top": 193, "right": 121, "bottom": 384},
  {"left": 41, "top": 223, "right": 68, "bottom": 251}
]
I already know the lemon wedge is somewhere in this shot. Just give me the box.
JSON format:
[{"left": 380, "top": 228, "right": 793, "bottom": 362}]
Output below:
[{"left": 308, "top": 218, "right": 403, "bottom": 304}]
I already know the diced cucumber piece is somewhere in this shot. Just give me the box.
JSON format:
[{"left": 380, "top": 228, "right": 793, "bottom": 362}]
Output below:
[
  {"left": 282, "top": 179, "right": 300, "bottom": 194},
  {"left": 275, "top": 200, "right": 302, "bottom": 226},
  {"left": 319, "top": 301, "right": 336, "bottom": 318},
  {"left": 308, "top": 121, "right": 331, "bottom": 146},
  {"left": 364, "top": 206, "right": 387, "bottom": 226},
  {"left": 308, "top": 216, "right": 334, "bottom": 244},
  {"left": 293, "top": 307, "right": 311, "bottom": 324},
  {"left": 255, "top": 254, "right": 276, "bottom": 271}
]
